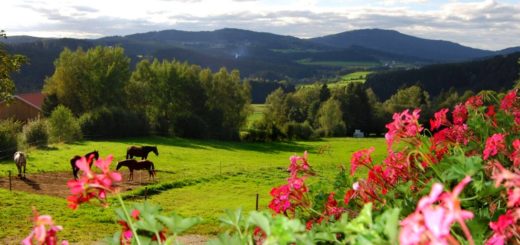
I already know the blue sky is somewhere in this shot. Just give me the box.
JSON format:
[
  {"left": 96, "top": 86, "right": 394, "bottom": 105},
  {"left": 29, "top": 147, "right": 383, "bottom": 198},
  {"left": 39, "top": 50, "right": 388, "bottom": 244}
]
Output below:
[{"left": 2, "top": 0, "right": 519, "bottom": 50}]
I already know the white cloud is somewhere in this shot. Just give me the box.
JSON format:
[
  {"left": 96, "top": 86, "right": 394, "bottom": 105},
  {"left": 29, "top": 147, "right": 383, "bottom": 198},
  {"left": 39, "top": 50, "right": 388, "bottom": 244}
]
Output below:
[{"left": 2, "top": 0, "right": 520, "bottom": 50}]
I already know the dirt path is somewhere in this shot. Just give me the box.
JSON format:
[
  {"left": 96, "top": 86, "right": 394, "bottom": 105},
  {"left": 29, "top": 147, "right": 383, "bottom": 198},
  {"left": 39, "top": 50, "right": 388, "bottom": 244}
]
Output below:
[{"left": 0, "top": 171, "right": 156, "bottom": 198}]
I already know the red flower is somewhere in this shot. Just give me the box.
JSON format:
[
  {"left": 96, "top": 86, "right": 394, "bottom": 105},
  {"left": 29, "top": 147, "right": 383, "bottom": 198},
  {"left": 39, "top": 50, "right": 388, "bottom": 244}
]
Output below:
[
  {"left": 452, "top": 104, "right": 468, "bottom": 125},
  {"left": 323, "top": 192, "right": 343, "bottom": 220},
  {"left": 344, "top": 189, "right": 356, "bottom": 205},
  {"left": 430, "top": 108, "right": 449, "bottom": 131},
  {"left": 268, "top": 185, "right": 292, "bottom": 213},
  {"left": 350, "top": 147, "right": 374, "bottom": 176},
  {"left": 486, "top": 105, "right": 496, "bottom": 118},
  {"left": 483, "top": 134, "right": 506, "bottom": 160},
  {"left": 253, "top": 227, "right": 267, "bottom": 244},
  {"left": 465, "top": 95, "right": 484, "bottom": 108},
  {"left": 500, "top": 89, "right": 517, "bottom": 111}
]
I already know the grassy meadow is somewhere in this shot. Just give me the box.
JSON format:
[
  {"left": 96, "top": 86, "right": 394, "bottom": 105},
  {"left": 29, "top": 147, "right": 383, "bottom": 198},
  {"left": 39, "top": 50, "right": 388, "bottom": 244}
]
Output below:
[{"left": 0, "top": 136, "right": 386, "bottom": 243}]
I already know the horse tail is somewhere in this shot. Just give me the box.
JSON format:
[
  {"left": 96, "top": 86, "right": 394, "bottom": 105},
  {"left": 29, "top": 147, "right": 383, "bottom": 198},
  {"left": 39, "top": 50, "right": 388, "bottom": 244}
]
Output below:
[{"left": 151, "top": 162, "right": 156, "bottom": 177}]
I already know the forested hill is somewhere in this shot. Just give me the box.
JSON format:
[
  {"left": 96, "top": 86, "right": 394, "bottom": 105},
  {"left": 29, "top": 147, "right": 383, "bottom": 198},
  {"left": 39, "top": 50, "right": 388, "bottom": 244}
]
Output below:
[
  {"left": 310, "top": 29, "right": 493, "bottom": 62},
  {"left": 3, "top": 28, "right": 520, "bottom": 94},
  {"left": 365, "top": 52, "right": 520, "bottom": 101}
]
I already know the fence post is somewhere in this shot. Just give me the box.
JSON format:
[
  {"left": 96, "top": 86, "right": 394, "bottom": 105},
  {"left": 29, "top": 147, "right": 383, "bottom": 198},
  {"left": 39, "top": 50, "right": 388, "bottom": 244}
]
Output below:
[
  {"left": 8, "top": 170, "right": 12, "bottom": 191},
  {"left": 256, "top": 193, "right": 259, "bottom": 211}
]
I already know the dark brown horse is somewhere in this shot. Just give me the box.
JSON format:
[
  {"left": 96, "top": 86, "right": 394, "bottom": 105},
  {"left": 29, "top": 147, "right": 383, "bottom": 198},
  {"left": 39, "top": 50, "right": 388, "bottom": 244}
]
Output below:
[
  {"left": 116, "top": 159, "right": 155, "bottom": 181},
  {"left": 70, "top": 150, "right": 99, "bottom": 179},
  {"left": 126, "top": 146, "right": 158, "bottom": 160}
]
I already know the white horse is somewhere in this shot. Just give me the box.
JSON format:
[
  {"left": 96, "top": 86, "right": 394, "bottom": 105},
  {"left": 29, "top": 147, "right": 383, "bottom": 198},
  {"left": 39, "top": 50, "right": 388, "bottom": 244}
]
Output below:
[{"left": 14, "top": 151, "right": 27, "bottom": 179}]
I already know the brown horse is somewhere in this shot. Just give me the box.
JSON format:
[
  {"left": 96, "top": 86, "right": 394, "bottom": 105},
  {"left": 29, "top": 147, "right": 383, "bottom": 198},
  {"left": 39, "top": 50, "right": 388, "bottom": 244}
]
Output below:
[
  {"left": 70, "top": 150, "right": 99, "bottom": 179},
  {"left": 116, "top": 159, "right": 155, "bottom": 181},
  {"left": 126, "top": 146, "right": 158, "bottom": 160}
]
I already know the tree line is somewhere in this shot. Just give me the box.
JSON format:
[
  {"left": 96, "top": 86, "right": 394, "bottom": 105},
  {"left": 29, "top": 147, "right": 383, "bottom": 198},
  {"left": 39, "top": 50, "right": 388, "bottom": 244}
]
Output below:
[
  {"left": 246, "top": 80, "right": 520, "bottom": 141},
  {"left": 42, "top": 46, "right": 251, "bottom": 140}
]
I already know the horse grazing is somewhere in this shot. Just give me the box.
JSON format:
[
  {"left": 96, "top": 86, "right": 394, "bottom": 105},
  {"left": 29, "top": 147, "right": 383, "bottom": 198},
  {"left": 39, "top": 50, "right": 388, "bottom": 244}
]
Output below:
[
  {"left": 116, "top": 159, "right": 155, "bottom": 181},
  {"left": 14, "top": 151, "right": 27, "bottom": 179},
  {"left": 126, "top": 146, "right": 159, "bottom": 160},
  {"left": 70, "top": 150, "right": 99, "bottom": 179}
]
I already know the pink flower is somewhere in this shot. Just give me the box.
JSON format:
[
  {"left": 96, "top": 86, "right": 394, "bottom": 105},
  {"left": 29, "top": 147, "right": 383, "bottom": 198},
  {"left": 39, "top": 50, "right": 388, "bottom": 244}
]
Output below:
[
  {"left": 288, "top": 151, "right": 311, "bottom": 177},
  {"left": 510, "top": 139, "right": 520, "bottom": 167},
  {"left": 350, "top": 147, "right": 374, "bottom": 176},
  {"left": 430, "top": 108, "right": 449, "bottom": 131},
  {"left": 66, "top": 155, "right": 122, "bottom": 210},
  {"left": 486, "top": 211, "right": 516, "bottom": 245},
  {"left": 483, "top": 134, "right": 506, "bottom": 160},
  {"left": 22, "top": 209, "right": 68, "bottom": 245},
  {"left": 500, "top": 89, "right": 517, "bottom": 111},
  {"left": 323, "top": 192, "right": 343, "bottom": 220},
  {"left": 400, "top": 177, "right": 474, "bottom": 245},
  {"left": 385, "top": 109, "right": 423, "bottom": 147},
  {"left": 452, "top": 103, "right": 468, "bottom": 125}
]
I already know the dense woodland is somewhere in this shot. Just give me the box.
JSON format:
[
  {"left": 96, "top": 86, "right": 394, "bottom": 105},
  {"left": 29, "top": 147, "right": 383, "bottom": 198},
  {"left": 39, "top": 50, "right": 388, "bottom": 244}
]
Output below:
[
  {"left": 367, "top": 52, "right": 520, "bottom": 100},
  {"left": 42, "top": 46, "right": 251, "bottom": 140}
]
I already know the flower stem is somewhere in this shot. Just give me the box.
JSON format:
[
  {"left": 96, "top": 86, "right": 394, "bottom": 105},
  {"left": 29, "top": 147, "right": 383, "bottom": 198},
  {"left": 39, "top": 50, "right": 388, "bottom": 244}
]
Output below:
[{"left": 116, "top": 195, "right": 142, "bottom": 245}]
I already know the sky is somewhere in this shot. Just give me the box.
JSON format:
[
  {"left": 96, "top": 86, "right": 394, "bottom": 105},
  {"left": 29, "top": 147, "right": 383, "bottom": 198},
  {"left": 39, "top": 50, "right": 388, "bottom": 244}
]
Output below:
[{"left": 2, "top": 0, "right": 519, "bottom": 50}]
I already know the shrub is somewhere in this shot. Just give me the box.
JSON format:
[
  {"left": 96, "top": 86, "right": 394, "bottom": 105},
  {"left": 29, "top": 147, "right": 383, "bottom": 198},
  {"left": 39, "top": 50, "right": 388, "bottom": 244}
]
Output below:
[
  {"left": 79, "top": 107, "right": 148, "bottom": 139},
  {"left": 20, "top": 118, "right": 49, "bottom": 148},
  {"left": 0, "top": 119, "right": 22, "bottom": 156},
  {"left": 284, "top": 121, "right": 314, "bottom": 140},
  {"left": 48, "top": 105, "right": 82, "bottom": 143}
]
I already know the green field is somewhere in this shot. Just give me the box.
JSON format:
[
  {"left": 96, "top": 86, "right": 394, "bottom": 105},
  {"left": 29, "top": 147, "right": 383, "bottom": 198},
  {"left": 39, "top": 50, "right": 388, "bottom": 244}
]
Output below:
[
  {"left": 297, "top": 59, "right": 380, "bottom": 69},
  {"left": 0, "top": 137, "right": 386, "bottom": 243},
  {"left": 246, "top": 104, "right": 266, "bottom": 128}
]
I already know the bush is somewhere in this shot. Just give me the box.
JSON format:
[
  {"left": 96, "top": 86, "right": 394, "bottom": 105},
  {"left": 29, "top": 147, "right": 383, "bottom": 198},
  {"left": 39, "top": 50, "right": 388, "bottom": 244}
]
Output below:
[
  {"left": 48, "top": 105, "right": 82, "bottom": 143},
  {"left": 79, "top": 107, "right": 148, "bottom": 139},
  {"left": 20, "top": 118, "right": 49, "bottom": 148},
  {"left": 0, "top": 119, "right": 22, "bottom": 157},
  {"left": 284, "top": 121, "right": 314, "bottom": 140}
]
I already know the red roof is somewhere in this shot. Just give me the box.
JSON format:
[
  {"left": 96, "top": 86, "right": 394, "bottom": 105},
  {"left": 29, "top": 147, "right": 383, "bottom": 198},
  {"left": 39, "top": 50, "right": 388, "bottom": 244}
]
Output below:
[{"left": 16, "top": 92, "right": 44, "bottom": 110}]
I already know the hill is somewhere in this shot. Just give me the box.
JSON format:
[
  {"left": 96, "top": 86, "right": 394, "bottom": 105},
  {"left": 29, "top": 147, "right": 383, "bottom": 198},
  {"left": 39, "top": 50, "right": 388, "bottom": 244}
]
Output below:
[
  {"left": 365, "top": 52, "right": 520, "bottom": 100},
  {"left": 2, "top": 28, "right": 519, "bottom": 96}
]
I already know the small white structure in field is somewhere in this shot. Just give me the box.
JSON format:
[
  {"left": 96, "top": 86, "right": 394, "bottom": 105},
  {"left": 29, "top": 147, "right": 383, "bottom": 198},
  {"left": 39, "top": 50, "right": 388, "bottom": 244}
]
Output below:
[{"left": 353, "top": 129, "right": 364, "bottom": 138}]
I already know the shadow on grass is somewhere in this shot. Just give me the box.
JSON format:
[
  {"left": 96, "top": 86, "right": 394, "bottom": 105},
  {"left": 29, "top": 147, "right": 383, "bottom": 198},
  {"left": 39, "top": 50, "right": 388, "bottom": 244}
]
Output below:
[{"left": 115, "top": 136, "right": 312, "bottom": 153}]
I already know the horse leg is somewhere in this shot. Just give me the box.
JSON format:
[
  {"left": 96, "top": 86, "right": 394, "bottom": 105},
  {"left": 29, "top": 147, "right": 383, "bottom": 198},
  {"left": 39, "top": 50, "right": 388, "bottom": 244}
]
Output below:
[
  {"left": 23, "top": 163, "right": 26, "bottom": 179},
  {"left": 17, "top": 164, "right": 22, "bottom": 178},
  {"left": 129, "top": 170, "right": 133, "bottom": 181}
]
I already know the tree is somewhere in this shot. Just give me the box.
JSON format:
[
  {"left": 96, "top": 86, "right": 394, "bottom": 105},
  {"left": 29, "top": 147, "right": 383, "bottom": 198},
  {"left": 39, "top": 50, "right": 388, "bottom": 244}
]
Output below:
[
  {"left": 319, "top": 83, "right": 331, "bottom": 102},
  {"left": 334, "top": 82, "right": 371, "bottom": 134},
  {"left": 43, "top": 46, "right": 130, "bottom": 114},
  {"left": 48, "top": 105, "right": 82, "bottom": 143},
  {"left": 384, "top": 85, "right": 430, "bottom": 113},
  {"left": 0, "top": 30, "right": 26, "bottom": 101},
  {"left": 317, "top": 98, "right": 346, "bottom": 137}
]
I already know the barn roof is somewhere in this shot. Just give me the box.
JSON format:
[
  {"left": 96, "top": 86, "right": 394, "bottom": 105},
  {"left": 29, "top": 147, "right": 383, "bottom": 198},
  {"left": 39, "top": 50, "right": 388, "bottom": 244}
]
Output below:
[{"left": 15, "top": 92, "right": 45, "bottom": 110}]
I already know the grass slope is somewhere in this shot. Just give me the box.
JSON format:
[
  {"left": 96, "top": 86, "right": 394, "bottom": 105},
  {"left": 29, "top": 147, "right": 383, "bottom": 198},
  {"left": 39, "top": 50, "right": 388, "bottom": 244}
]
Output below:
[{"left": 0, "top": 137, "right": 386, "bottom": 242}]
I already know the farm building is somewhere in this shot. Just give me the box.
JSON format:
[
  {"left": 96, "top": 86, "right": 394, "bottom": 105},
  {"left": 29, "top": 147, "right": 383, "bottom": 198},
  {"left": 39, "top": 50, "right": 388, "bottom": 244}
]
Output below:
[{"left": 0, "top": 92, "right": 44, "bottom": 122}]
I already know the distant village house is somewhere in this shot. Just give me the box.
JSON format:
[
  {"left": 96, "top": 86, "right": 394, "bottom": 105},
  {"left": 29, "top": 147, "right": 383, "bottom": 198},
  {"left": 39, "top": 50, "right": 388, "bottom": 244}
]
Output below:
[{"left": 0, "top": 92, "right": 44, "bottom": 122}]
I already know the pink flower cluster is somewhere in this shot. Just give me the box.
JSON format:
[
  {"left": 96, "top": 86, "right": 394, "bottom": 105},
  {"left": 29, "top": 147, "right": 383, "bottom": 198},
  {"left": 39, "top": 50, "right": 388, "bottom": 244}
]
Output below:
[
  {"left": 486, "top": 163, "right": 520, "bottom": 245},
  {"left": 23, "top": 209, "right": 68, "bottom": 245},
  {"left": 66, "top": 155, "right": 122, "bottom": 210},
  {"left": 400, "top": 176, "right": 474, "bottom": 245},
  {"left": 385, "top": 109, "right": 423, "bottom": 148},
  {"left": 269, "top": 152, "right": 311, "bottom": 214}
]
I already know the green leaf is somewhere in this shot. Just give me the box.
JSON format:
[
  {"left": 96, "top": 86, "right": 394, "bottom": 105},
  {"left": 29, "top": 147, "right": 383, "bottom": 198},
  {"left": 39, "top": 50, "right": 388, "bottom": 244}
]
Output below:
[
  {"left": 247, "top": 212, "right": 271, "bottom": 236},
  {"left": 134, "top": 213, "right": 164, "bottom": 233},
  {"left": 158, "top": 213, "right": 202, "bottom": 235}
]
